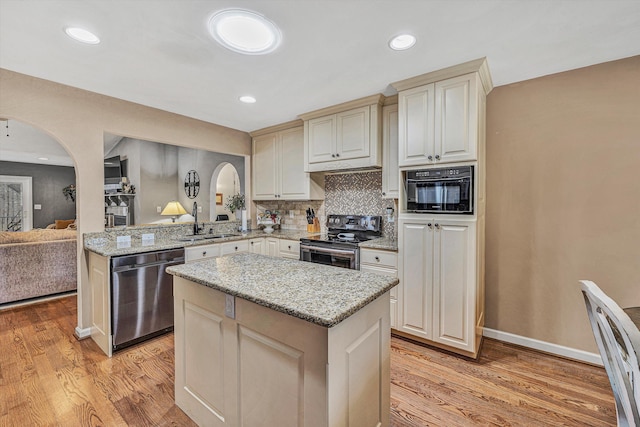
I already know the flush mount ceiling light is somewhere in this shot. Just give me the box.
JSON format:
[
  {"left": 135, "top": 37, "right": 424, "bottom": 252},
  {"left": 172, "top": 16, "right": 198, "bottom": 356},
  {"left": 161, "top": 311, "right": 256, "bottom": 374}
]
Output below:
[
  {"left": 208, "top": 9, "right": 281, "bottom": 55},
  {"left": 389, "top": 34, "right": 416, "bottom": 51},
  {"left": 239, "top": 95, "right": 257, "bottom": 104},
  {"left": 64, "top": 26, "right": 100, "bottom": 44}
]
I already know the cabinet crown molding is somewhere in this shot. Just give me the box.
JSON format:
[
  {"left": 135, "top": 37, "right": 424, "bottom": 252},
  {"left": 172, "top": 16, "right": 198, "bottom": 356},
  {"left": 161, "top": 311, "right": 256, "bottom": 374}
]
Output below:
[
  {"left": 298, "top": 94, "right": 385, "bottom": 121},
  {"left": 391, "top": 57, "right": 493, "bottom": 94},
  {"left": 249, "top": 119, "right": 303, "bottom": 137}
]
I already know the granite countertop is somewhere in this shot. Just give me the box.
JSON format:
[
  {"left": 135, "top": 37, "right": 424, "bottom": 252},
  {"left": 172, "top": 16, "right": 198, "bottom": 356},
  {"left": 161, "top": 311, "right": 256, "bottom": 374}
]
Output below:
[
  {"left": 359, "top": 236, "right": 398, "bottom": 251},
  {"left": 84, "top": 229, "right": 318, "bottom": 257},
  {"left": 167, "top": 253, "right": 399, "bottom": 327}
]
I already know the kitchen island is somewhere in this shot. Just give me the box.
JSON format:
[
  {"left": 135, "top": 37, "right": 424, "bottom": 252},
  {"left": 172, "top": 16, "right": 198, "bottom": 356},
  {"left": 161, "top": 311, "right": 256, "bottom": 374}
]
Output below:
[{"left": 167, "top": 253, "right": 398, "bottom": 427}]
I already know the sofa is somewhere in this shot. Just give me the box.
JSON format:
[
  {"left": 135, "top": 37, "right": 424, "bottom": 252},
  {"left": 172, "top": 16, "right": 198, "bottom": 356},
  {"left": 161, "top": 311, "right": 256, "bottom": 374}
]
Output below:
[{"left": 0, "top": 229, "right": 77, "bottom": 305}]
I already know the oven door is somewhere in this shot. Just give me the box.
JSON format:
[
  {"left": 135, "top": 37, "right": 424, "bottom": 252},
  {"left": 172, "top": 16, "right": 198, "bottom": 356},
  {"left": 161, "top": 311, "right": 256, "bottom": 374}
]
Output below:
[
  {"left": 300, "top": 244, "right": 358, "bottom": 270},
  {"left": 407, "top": 176, "right": 472, "bottom": 214}
]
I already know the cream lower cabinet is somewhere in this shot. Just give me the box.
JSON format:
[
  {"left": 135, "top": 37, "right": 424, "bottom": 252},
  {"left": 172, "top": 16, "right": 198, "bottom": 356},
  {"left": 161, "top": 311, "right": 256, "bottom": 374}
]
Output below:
[
  {"left": 88, "top": 251, "right": 112, "bottom": 357},
  {"left": 360, "top": 248, "right": 398, "bottom": 329},
  {"left": 265, "top": 237, "right": 279, "bottom": 257},
  {"left": 173, "top": 277, "right": 390, "bottom": 427},
  {"left": 278, "top": 238, "right": 300, "bottom": 259},
  {"left": 249, "top": 238, "right": 264, "bottom": 254},
  {"left": 397, "top": 217, "right": 481, "bottom": 357},
  {"left": 252, "top": 124, "right": 324, "bottom": 200}
]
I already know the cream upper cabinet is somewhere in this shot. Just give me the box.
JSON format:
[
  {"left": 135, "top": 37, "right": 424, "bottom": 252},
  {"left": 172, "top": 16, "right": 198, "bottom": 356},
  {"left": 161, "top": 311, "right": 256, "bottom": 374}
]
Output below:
[
  {"left": 397, "top": 217, "right": 480, "bottom": 356},
  {"left": 301, "top": 94, "right": 383, "bottom": 172},
  {"left": 381, "top": 102, "right": 399, "bottom": 199},
  {"left": 393, "top": 58, "right": 492, "bottom": 167},
  {"left": 251, "top": 122, "right": 324, "bottom": 201}
]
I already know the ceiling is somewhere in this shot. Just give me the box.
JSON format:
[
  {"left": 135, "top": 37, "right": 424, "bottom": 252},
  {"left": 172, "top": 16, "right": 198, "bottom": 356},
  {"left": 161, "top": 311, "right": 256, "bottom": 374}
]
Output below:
[{"left": 0, "top": 0, "right": 639, "bottom": 163}]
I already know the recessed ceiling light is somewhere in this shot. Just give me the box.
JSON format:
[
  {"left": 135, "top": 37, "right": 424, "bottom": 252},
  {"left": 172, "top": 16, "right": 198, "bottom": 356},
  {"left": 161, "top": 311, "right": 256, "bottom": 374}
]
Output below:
[
  {"left": 37, "top": 157, "right": 49, "bottom": 161},
  {"left": 208, "top": 9, "right": 281, "bottom": 55},
  {"left": 64, "top": 27, "right": 100, "bottom": 44},
  {"left": 239, "top": 95, "right": 257, "bottom": 104},
  {"left": 389, "top": 34, "right": 416, "bottom": 51}
]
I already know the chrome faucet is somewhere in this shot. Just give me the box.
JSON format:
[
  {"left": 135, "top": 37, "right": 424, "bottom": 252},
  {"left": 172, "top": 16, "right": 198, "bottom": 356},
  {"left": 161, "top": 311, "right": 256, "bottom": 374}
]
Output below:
[{"left": 192, "top": 201, "right": 199, "bottom": 235}]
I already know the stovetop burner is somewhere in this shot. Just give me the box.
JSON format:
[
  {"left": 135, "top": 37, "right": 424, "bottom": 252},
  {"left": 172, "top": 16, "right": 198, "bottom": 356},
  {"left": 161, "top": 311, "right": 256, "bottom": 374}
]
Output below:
[{"left": 301, "top": 214, "right": 382, "bottom": 246}]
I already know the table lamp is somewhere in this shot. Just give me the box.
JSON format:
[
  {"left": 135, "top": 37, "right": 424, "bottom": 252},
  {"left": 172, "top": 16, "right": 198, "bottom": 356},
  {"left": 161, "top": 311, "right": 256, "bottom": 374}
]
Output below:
[{"left": 161, "top": 201, "right": 187, "bottom": 222}]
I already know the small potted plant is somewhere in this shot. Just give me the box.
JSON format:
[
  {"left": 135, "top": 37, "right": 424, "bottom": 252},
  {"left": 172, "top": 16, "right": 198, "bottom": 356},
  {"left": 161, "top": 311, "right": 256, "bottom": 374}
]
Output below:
[{"left": 225, "top": 193, "right": 245, "bottom": 217}]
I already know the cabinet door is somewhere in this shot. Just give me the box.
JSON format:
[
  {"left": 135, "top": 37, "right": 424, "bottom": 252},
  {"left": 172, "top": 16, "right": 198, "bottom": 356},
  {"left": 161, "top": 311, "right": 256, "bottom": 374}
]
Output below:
[
  {"left": 249, "top": 238, "right": 264, "bottom": 255},
  {"left": 435, "top": 73, "right": 478, "bottom": 163},
  {"left": 432, "top": 220, "right": 476, "bottom": 352},
  {"left": 398, "top": 84, "right": 435, "bottom": 167},
  {"left": 252, "top": 133, "right": 278, "bottom": 200},
  {"left": 265, "top": 238, "right": 279, "bottom": 257},
  {"left": 336, "top": 106, "right": 370, "bottom": 161},
  {"left": 307, "top": 115, "right": 336, "bottom": 164},
  {"left": 279, "top": 127, "right": 309, "bottom": 199},
  {"left": 220, "top": 240, "right": 249, "bottom": 256},
  {"left": 278, "top": 239, "right": 300, "bottom": 259},
  {"left": 381, "top": 104, "right": 399, "bottom": 198},
  {"left": 398, "top": 219, "right": 433, "bottom": 340}
]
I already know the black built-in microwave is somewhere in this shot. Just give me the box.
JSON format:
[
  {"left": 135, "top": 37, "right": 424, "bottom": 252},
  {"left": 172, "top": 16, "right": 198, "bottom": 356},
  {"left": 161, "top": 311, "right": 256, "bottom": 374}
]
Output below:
[{"left": 405, "top": 166, "right": 473, "bottom": 214}]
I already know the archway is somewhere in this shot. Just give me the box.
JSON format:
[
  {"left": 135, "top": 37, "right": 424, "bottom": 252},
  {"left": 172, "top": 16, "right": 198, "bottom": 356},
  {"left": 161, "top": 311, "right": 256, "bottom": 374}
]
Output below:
[
  {"left": 209, "top": 162, "right": 240, "bottom": 221},
  {"left": 0, "top": 118, "right": 78, "bottom": 306}
]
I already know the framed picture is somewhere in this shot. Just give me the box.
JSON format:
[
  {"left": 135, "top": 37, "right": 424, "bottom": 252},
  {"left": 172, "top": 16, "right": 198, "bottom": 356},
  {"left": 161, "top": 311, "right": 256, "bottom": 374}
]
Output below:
[{"left": 216, "top": 193, "right": 223, "bottom": 205}]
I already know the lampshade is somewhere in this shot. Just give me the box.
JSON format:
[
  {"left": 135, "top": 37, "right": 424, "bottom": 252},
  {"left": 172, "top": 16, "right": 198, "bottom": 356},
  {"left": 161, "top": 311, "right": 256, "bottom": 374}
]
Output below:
[{"left": 161, "top": 201, "right": 187, "bottom": 222}]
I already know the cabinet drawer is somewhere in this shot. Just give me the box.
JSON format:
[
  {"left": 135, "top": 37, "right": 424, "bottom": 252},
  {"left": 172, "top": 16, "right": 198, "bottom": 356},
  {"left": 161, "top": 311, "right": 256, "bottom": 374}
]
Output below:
[
  {"left": 279, "top": 239, "right": 300, "bottom": 256},
  {"left": 185, "top": 244, "right": 220, "bottom": 262},
  {"left": 221, "top": 240, "right": 249, "bottom": 256},
  {"left": 360, "top": 249, "right": 397, "bottom": 269}
]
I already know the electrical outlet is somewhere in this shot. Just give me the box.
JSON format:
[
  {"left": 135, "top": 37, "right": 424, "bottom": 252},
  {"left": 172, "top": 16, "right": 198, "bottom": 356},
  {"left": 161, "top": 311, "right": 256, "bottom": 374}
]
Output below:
[
  {"left": 156, "top": 206, "right": 162, "bottom": 213},
  {"left": 289, "top": 210, "right": 294, "bottom": 218},
  {"left": 225, "top": 294, "right": 235, "bottom": 319},
  {"left": 198, "top": 206, "right": 202, "bottom": 213},
  {"left": 34, "top": 204, "right": 42, "bottom": 210}
]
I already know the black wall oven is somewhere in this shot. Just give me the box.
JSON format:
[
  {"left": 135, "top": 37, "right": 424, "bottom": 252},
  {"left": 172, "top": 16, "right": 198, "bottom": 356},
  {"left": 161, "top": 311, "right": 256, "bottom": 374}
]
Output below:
[{"left": 405, "top": 165, "right": 473, "bottom": 214}]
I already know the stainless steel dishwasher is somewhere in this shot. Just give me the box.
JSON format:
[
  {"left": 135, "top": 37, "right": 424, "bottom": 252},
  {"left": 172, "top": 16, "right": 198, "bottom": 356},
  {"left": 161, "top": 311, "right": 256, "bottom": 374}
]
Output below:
[{"left": 111, "top": 248, "right": 185, "bottom": 351}]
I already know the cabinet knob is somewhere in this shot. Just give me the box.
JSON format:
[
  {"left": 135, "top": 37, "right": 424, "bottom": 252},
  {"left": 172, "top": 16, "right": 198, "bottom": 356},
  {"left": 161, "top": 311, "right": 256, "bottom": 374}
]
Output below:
[
  {"left": 331, "top": 154, "right": 336, "bottom": 158},
  {"left": 202, "top": 251, "right": 207, "bottom": 256},
  {"left": 336, "top": 153, "right": 340, "bottom": 157},
  {"left": 428, "top": 155, "right": 433, "bottom": 161},
  {"left": 251, "top": 241, "right": 254, "bottom": 245},
  {"left": 375, "top": 256, "right": 380, "bottom": 262},
  {"left": 288, "top": 245, "right": 291, "bottom": 250},
  {"left": 427, "top": 223, "right": 432, "bottom": 227},
  {"left": 235, "top": 246, "right": 238, "bottom": 251},
  {"left": 382, "top": 192, "right": 386, "bottom": 196},
  {"left": 435, "top": 155, "right": 441, "bottom": 160},
  {"left": 435, "top": 223, "right": 440, "bottom": 229}
]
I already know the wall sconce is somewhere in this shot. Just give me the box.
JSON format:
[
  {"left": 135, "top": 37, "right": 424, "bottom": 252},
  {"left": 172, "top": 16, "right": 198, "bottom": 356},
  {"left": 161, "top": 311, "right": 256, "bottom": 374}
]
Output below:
[
  {"left": 161, "top": 201, "right": 187, "bottom": 222},
  {"left": 386, "top": 206, "right": 395, "bottom": 223}
]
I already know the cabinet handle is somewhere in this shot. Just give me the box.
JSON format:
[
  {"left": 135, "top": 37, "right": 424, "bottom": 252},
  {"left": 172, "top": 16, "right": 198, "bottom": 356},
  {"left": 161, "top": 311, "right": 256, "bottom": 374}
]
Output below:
[
  {"left": 428, "top": 155, "right": 433, "bottom": 161},
  {"left": 435, "top": 155, "right": 441, "bottom": 160}
]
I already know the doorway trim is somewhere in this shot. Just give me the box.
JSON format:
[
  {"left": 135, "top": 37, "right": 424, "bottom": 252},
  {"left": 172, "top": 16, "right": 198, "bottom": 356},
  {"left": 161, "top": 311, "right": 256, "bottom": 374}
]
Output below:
[{"left": 0, "top": 175, "right": 33, "bottom": 231}]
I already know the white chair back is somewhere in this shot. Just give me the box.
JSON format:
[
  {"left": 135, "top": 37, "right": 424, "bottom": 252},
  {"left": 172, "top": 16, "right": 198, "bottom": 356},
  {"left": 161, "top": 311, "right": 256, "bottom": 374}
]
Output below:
[{"left": 580, "top": 280, "right": 640, "bottom": 426}]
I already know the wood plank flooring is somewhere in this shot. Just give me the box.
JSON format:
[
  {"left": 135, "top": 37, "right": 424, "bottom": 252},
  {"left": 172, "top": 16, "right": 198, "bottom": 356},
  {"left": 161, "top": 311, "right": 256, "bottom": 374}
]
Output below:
[{"left": 0, "top": 296, "right": 615, "bottom": 426}]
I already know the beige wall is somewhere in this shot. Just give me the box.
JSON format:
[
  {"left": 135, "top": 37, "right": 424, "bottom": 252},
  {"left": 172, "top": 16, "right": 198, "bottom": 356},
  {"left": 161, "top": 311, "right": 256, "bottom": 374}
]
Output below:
[
  {"left": 485, "top": 55, "right": 640, "bottom": 353},
  {"left": 0, "top": 69, "right": 251, "bottom": 333}
]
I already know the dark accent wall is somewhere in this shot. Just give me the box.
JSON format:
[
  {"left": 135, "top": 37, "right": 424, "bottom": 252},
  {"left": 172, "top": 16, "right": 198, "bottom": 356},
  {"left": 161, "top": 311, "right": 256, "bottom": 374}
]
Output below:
[{"left": 0, "top": 161, "right": 76, "bottom": 228}]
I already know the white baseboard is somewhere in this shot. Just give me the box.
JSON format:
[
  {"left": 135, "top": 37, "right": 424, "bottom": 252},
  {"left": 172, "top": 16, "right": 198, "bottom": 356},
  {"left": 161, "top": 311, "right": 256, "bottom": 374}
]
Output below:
[
  {"left": 74, "top": 326, "right": 92, "bottom": 340},
  {"left": 483, "top": 328, "right": 602, "bottom": 366}
]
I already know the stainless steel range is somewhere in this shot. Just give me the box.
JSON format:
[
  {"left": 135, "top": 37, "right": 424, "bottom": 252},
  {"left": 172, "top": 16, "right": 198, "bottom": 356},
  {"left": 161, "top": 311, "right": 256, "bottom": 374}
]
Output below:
[{"left": 300, "top": 214, "right": 382, "bottom": 270}]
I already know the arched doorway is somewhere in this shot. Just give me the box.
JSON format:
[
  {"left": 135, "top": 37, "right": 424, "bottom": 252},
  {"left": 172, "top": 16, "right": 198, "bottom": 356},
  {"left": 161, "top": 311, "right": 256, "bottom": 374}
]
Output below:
[{"left": 210, "top": 162, "right": 240, "bottom": 220}]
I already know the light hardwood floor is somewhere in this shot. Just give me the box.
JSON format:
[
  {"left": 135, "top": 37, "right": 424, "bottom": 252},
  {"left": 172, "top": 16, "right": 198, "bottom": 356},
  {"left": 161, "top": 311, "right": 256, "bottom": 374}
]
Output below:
[{"left": 0, "top": 296, "right": 615, "bottom": 426}]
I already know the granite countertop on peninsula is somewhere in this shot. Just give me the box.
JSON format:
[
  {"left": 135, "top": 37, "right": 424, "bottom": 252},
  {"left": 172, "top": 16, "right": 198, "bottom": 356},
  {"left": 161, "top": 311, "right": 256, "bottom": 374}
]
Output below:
[
  {"left": 166, "top": 253, "right": 399, "bottom": 327},
  {"left": 83, "top": 228, "right": 317, "bottom": 257}
]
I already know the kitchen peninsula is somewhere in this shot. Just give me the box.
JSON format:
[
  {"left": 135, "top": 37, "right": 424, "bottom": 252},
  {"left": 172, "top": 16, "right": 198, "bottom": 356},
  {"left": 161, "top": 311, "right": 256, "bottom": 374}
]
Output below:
[{"left": 166, "top": 253, "right": 398, "bottom": 427}]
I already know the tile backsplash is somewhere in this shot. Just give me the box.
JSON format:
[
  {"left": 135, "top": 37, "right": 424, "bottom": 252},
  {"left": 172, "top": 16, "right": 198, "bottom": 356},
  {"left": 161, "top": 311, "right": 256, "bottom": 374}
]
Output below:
[{"left": 254, "top": 170, "right": 397, "bottom": 237}]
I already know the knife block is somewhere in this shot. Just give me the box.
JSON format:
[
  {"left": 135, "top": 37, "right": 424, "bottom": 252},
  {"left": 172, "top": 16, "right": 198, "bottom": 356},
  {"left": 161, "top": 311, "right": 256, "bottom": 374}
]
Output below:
[{"left": 307, "top": 218, "right": 320, "bottom": 233}]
